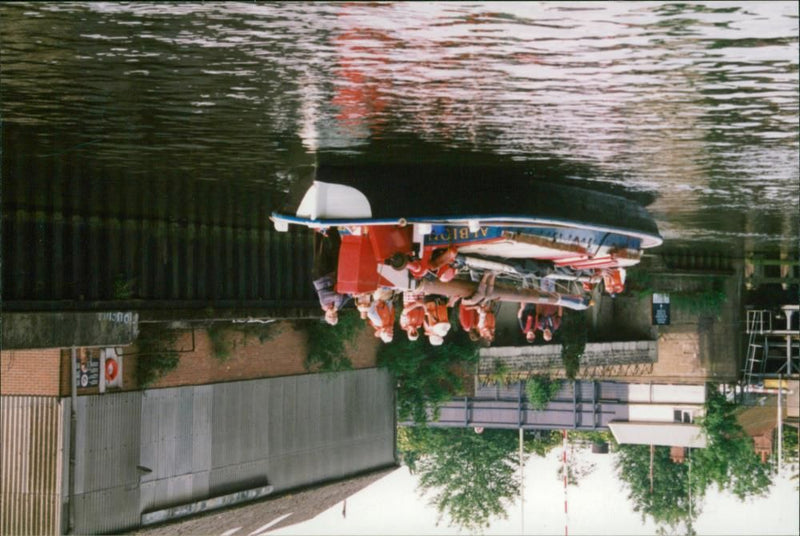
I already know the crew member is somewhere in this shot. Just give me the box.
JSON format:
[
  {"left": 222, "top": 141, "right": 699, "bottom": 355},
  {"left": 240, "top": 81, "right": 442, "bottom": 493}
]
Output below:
[
  {"left": 367, "top": 296, "right": 395, "bottom": 343},
  {"left": 535, "top": 304, "right": 563, "bottom": 342},
  {"left": 312, "top": 228, "right": 349, "bottom": 325},
  {"left": 423, "top": 297, "right": 451, "bottom": 346},
  {"left": 518, "top": 302, "right": 537, "bottom": 343},
  {"left": 400, "top": 291, "right": 425, "bottom": 341}
]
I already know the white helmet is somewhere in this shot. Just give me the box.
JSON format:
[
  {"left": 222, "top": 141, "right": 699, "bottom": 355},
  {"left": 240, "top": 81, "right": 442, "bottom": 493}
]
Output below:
[{"left": 379, "top": 330, "right": 394, "bottom": 344}]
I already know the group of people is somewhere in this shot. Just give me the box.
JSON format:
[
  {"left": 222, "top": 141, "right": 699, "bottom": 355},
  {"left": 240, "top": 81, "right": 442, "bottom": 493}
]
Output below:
[
  {"left": 353, "top": 287, "right": 497, "bottom": 346},
  {"left": 312, "top": 228, "right": 563, "bottom": 346}
]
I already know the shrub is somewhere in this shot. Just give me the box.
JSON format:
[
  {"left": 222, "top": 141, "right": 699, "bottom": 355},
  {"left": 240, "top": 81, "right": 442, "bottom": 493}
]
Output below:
[
  {"left": 558, "top": 310, "right": 586, "bottom": 380},
  {"left": 136, "top": 324, "right": 179, "bottom": 388},
  {"left": 303, "top": 309, "right": 363, "bottom": 373},
  {"left": 378, "top": 329, "right": 479, "bottom": 424},
  {"left": 525, "top": 374, "right": 562, "bottom": 410}
]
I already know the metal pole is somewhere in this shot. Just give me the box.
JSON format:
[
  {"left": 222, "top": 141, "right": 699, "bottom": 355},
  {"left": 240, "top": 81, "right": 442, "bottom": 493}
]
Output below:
[
  {"left": 777, "top": 373, "right": 782, "bottom": 476},
  {"left": 69, "top": 347, "right": 78, "bottom": 534},
  {"left": 519, "top": 427, "right": 524, "bottom": 536}
]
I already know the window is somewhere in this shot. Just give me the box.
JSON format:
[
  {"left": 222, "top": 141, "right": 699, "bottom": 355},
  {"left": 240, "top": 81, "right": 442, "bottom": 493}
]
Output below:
[{"left": 674, "top": 409, "right": 693, "bottom": 423}]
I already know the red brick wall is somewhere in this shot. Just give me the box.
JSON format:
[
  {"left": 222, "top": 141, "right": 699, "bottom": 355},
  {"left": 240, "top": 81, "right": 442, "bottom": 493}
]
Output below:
[
  {"left": 0, "top": 349, "right": 62, "bottom": 395},
  {"left": 144, "top": 322, "right": 380, "bottom": 389}
]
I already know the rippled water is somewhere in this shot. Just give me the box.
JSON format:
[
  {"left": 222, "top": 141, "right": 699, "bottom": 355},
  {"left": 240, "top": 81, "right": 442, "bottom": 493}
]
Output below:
[{"left": 1, "top": 1, "right": 798, "bottom": 250}]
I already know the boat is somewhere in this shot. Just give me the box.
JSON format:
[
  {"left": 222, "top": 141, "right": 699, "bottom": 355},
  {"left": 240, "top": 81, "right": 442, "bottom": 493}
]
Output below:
[{"left": 270, "top": 166, "right": 662, "bottom": 310}]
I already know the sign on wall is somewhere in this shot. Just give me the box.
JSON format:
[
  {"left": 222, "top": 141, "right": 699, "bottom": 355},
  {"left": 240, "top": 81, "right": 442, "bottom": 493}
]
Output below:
[{"left": 652, "top": 293, "right": 671, "bottom": 325}]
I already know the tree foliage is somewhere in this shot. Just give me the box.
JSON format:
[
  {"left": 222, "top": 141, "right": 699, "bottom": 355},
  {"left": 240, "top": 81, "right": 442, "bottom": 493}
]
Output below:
[
  {"left": 557, "top": 309, "right": 587, "bottom": 379},
  {"left": 616, "top": 444, "right": 699, "bottom": 533},
  {"left": 399, "top": 426, "right": 520, "bottom": 533},
  {"left": 525, "top": 375, "right": 562, "bottom": 410},
  {"left": 135, "top": 324, "right": 180, "bottom": 388},
  {"left": 303, "top": 309, "right": 362, "bottom": 373},
  {"left": 378, "top": 330, "right": 479, "bottom": 424},
  {"left": 523, "top": 429, "right": 563, "bottom": 457},
  {"left": 691, "top": 389, "right": 772, "bottom": 499},
  {"left": 615, "top": 388, "right": 772, "bottom": 534}
]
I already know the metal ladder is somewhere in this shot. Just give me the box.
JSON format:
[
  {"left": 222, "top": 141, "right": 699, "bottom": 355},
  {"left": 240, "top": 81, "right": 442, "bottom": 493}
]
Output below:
[{"left": 744, "top": 310, "right": 771, "bottom": 387}]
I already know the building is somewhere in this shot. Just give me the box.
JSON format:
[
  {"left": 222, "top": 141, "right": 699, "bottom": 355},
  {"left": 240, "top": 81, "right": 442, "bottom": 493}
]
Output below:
[{"left": 0, "top": 368, "right": 396, "bottom": 535}]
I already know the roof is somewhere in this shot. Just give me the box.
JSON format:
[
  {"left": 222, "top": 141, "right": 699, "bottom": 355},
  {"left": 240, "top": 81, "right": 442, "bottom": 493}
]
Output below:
[{"left": 609, "top": 421, "right": 708, "bottom": 448}]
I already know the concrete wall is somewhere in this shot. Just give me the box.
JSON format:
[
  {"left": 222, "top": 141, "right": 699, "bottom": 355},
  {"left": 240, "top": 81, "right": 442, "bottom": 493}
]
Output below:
[{"left": 628, "top": 383, "right": 706, "bottom": 404}]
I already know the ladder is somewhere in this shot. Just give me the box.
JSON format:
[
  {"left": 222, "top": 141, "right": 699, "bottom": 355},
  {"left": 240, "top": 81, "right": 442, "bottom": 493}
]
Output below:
[{"left": 744, "top": 310, "right": 771, "bottom": 387}]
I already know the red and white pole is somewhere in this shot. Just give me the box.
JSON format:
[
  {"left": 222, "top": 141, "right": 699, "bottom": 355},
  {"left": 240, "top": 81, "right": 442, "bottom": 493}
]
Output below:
[{"left": 562, "top": 429, "right": 569, "bottom": 536}]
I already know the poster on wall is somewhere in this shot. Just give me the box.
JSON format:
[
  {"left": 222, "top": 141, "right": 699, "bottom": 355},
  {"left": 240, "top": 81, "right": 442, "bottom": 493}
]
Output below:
[
  {"left": 74, "top": 349, "right": 100, "bottom": 388},
  {"left": 652, "top": 293, "right": 671, "bottom": 325}
]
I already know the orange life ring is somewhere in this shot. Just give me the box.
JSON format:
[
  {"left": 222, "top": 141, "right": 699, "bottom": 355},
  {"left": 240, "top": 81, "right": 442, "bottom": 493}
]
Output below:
[{"left": 105, "top": 358, "right": 119, "bottom": 382}]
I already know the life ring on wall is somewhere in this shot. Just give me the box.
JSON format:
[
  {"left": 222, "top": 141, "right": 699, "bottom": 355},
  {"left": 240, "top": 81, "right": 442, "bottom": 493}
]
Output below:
[{"left": 105, "top": 357, "right": 119, "bottom": 382}]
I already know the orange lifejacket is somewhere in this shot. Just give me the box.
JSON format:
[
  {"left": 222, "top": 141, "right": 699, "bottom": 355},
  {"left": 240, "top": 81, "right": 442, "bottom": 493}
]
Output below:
[
  {"left": 368, "top": 300, "right": 394, "bottom": 330},
  {"left": 400, "top": 304, "right": 425, "bottom": 330}
]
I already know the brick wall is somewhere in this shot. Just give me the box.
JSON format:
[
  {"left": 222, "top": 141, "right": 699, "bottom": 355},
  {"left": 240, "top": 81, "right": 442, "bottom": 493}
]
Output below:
[
  {"left": 137, "top": 321, "right": 380, "bottom": 390},
  {"left": 0, "top": 349, "right": 62, "bottom": 395}
]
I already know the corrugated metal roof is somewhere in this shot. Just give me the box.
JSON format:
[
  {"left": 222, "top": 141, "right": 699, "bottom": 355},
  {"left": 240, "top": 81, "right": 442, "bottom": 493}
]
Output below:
[
  {"left": 0, "top": 396, "right": 65, "bottom": 536},
  {"left": 609, "top": 421, "right": 708, "bottom": 448}
]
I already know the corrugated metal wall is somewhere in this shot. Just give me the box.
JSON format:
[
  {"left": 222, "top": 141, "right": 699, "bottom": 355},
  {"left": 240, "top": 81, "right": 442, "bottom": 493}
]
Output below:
[
  {"left": 2, "top": 165, "right": 317, "bottom": 309},
  {"left": 70, "top": 369, "right": 395, "bottom": 534},
  {"left": 0, "top": 396, "right": 65, "bottom": 536},
  {"left": 72, "top": 391, "right": 143, "bottom": 534}
]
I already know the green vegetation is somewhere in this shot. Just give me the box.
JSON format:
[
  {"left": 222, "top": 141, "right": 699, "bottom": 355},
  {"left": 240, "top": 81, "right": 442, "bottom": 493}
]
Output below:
[
  {"left": 670, "top": 289, "right": 727, "bottom": 317},
  {"left": 783, "top": 426, "right": 799, "bottom": 490},
  {"left": 616, "top": 388, "right": 772, "bottom": 534},
  {"left": 523, "top": 429, "right": 562, "bottom": 457},
  {"left": 398, "top": 426, "right": 520, "bottom": 533},
  {"left": 112, "top": 274, "right": 136, "bottom": 300},
  {"left": 135, "top": 324, "right": 180, "bottom": 388},
  {"left": 525, "top": 374, "right": 562, "bottom": 410},
  {"left": 691, "top": 389, "right": 772, "bottom": 500},
  {"left": 487, "top": 359, "right": 512, "bottom": 387},
  {"left": 617, "top": 444, "right": 699, "bottom": 535},
  {"left": 626, "top": 271, "right": 727, "bottom": 318},
  {"left": 557, "top": 309, "right": 587, "bottom": 379},
  {"left": 378, "top": 330, "right": 479, "bottom": 424},
  {"left": 207, "top": 323, "right": 231, "bottom": 361},
  {"left": 303, "top": 309, "right": 363, "bottom": 373}
]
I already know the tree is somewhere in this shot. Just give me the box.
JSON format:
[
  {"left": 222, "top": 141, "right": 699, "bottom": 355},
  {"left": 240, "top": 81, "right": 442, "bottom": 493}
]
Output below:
[
  {"left": 690, "top": 389, "right": 772, "bottom": 499},
  {"left": 400, "top": 426, "right": 520, "bottom": 533},
  {"left": 616, "top": 388, "right": 773, "bottom": 533},
  {"left": 378, "top": 330, "right": 479, "bottom": 423},
  {"left": 616, "top": 444, "right": 700, "bottom": 533}
]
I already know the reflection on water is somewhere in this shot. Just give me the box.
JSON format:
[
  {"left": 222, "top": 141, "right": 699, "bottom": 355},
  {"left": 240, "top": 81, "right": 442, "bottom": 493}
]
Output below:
[
  {"left": 1, "top": 4, "right": 798, "bottom": 536},
  {"left": 1, "top": 1, "right": 797, "bottom": 251}
]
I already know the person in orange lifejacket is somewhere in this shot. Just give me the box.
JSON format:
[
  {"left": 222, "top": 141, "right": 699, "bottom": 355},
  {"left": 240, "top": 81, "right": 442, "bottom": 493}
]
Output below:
[
  {"left": 355, "top": 293, "right": 372, "bottom": 319},
  {"left": 518, "top": 302, "right": 537, "bottom": 343},
  {"left": 423, "top": 297, "right": 451, "bottom": 346},
  {"left": 476, "top": 301, "right": 497, "bottom": 344},
  {"left": 602, "top": 268, "right": 626, "bottom": 296},
  {"left": 367, "top": 295, "right": 395, "bottom": 343},
  {"left": 400, "top": 291, "right": 425, "bottom": 341},
  {"left": 458, "top": 300, "right": 481, "bottom": 342},
  {"left": 408, "top": 245, "right": 458, "bottom": 282}
]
